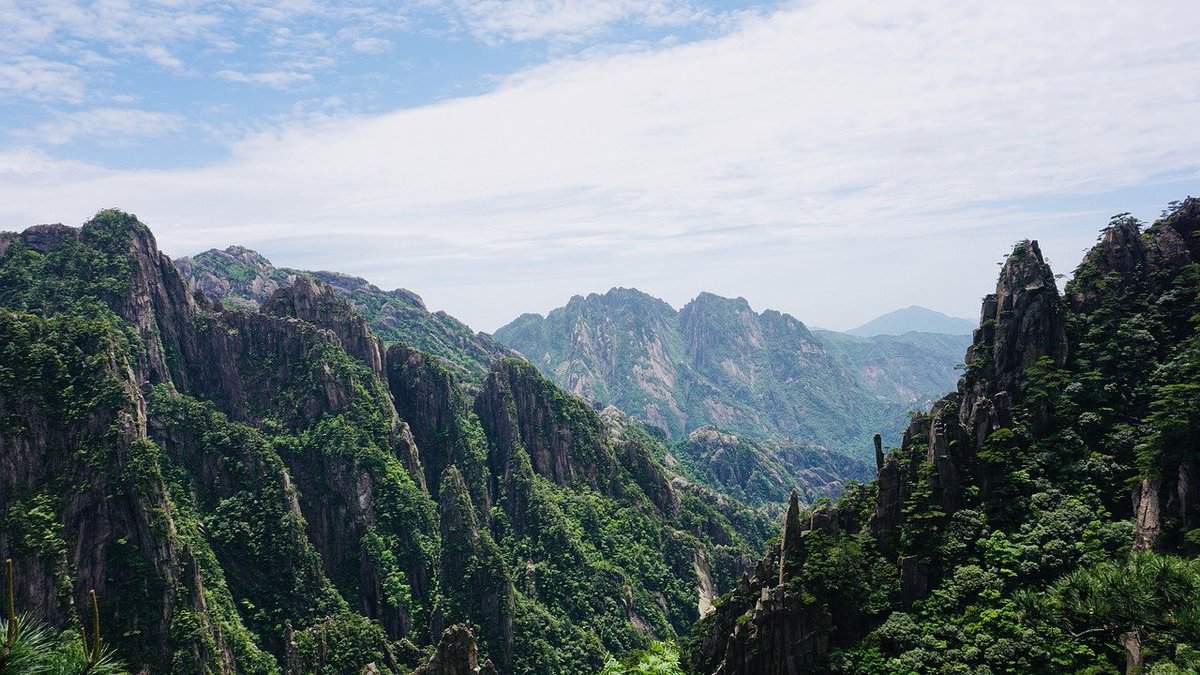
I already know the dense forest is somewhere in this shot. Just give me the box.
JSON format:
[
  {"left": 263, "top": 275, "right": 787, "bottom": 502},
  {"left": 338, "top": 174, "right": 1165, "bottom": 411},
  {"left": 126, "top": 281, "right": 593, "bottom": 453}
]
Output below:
[{"left": 687, "top": 198, "right": 1200, "bottom": 674}]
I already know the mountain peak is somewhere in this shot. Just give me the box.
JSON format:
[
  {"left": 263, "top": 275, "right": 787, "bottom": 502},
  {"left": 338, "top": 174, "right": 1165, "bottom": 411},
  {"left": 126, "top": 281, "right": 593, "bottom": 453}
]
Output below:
[{"left": 846, "top": 305, "right": 974, "bottom": 337}]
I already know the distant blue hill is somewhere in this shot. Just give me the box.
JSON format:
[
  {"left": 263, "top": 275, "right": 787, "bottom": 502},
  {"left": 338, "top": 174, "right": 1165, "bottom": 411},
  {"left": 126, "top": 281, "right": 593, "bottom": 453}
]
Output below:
[{"left": 847, "top": 305, "right": 974, "bottom": 337}]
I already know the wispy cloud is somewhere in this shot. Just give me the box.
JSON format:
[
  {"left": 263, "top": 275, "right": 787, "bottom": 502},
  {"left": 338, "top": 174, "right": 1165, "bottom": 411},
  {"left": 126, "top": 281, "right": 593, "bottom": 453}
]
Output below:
[
  {"left": 16, "top": 108, "right": 184, "bottom": 146},
  {"left": 351, "top": 37, "right": 393, "bottom": 54},
  {"left": 0, "top": 0, "right": 1198, "bottom": 330},
  {"left": 0, "top": 57, "right": 84, "bottom": 103},
  {"left": 434, "top": 0, "right": 714, "bottom": 43},
  {"left": 216, "top": 69, "right": 315, "bottom": 88}
]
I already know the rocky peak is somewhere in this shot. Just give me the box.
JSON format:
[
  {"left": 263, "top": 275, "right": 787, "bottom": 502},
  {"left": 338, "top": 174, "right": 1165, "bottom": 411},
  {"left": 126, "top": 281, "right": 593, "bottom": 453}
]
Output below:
[
  {"left": 962, "top": 239, "right": 1067, "bottom": 414},
  {"left": 263, "top": 276, "right": 385, "bottom": 375},
  {"left": 1158, "top": 196, "right": 1200, "bottom": 259},
  {"left": 5, "top": 222, "right": 81, "bottom": 253},
  {"left": 778, "top": 492, "right": 803, "bottom": 583},
  {"left": 413, "top": 625, "right": 498, "bottom": 675}
]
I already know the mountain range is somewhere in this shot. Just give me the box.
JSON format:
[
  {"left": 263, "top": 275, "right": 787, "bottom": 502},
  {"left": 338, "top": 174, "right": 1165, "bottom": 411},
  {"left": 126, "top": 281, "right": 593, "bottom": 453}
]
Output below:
[
  {"left": 495, "top": 289, "right": 968, "bottom": 456},
  {"left": 177, "top": 250, "right": 969, "bottom": 459},
  {"left": 3, "top": 196, "right": 1199, "bottom": 674}
]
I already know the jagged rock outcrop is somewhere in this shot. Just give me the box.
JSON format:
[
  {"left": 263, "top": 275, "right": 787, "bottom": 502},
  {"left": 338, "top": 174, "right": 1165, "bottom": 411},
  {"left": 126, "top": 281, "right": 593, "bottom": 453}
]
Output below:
[
  {"left": 177, "top": 246, "right": 514, "bottom": 380},
  {"left": 0, "top": 214, "right": 253, "bottom": 672},
  {"left": 386, "top": 344, "right": 490, "bottom": 514},
  {"left": 692, "top": 203, "right": 1200, "bottom": 674},
  {"left": 412, "top": 624, "right": 498, "bottom": 675},
  {"left": 473, "top": 358, "right": 618, "bottom": 492},
  {"left": 263, "top": 275, "right": 385, "bottom": 376},
  {"left": 778, "top": 493, "right": 803, "bottom": 584},
  {"left": 688, "top": 494, "right": 840, "bottom": 675}
]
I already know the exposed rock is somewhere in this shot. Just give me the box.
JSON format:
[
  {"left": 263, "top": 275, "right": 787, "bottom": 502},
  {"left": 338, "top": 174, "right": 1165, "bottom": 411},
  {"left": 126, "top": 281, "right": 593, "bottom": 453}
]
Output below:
[
  {"left": 1132, "top": 478, "right": 1161, "bottom": 551},
  {"left": 386, "top": 344, "right": 491, "bottom": 514},
  {"left": 695, "top": 547, "right": 717, "bottom": 617},
  {"left": 177, "top": 246, "right": 513, "bottom": 381},
  {"left": 263, "top": 276, "right": 385, "bottom": 376},
  {"left": 474, "top": 358, "right": 618, "bottom": 493},
  {"left": 899, "top": 555, "right": 930, "bottom": 608},
  {"left": 413, "top": 625, "right": 493, "bottom": 675},
  {"left": 778, "top": 493, "right": 803, "bottom": 584}
]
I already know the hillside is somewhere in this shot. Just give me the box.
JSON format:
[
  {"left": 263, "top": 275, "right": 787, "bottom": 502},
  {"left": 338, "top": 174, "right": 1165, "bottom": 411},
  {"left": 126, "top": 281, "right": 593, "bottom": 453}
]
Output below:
[
  {"left": 0, "top": 212, "right": 776, "bottom": 674},
  {"left": 495, "top": 289, "right": 966, "bottom": 456},
  {"left": 175, "top": 246, "right": 514, "bottom": 381},
  {"left": 687, "top": 198, "right": 1200, "bottom": 674},
  {"left": 846, "top": 305, "right": 975, "bottom": 337}
]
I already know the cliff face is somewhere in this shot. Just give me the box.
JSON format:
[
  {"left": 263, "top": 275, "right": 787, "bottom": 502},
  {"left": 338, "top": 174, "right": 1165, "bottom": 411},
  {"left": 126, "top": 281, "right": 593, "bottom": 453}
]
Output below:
[
  {"left": 687, "top": 199, "right": 1200, "bottom": 675},
  {"left": 1, "top": 210, "right": 773, "bottom": 674},
  {"left": 495, "top": 287, "right": 966, "bottom": 458}
]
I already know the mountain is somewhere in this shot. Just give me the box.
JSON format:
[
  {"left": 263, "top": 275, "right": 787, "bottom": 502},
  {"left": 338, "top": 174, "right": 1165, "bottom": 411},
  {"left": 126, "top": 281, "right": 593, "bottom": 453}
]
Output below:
[
  {"left": 0, "top": 212, "right": 778, "bottom": 674},
  {"left": 846, "top": 305, "right": 975, "bottom": 336},
  {"left": 670, "top": 427, "right": 874, "bottom": 511},
  {"left": 686, "top": 198, "right": 1200, "bottom": 674},
  {"left": 175, "top": 246, "right": 514, "bottom": 381},
  {"left": 494, "top": 289, "right": 966, "bottom": 456},
  {"left": 815, "top": 330, "right": 970, "bottom": 404}
]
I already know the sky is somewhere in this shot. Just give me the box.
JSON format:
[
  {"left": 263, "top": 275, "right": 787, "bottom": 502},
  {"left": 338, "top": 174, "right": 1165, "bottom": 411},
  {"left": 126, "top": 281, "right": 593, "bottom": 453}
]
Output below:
[{"left": 1, "top": 1, "right": 1199, "bottom": 333}]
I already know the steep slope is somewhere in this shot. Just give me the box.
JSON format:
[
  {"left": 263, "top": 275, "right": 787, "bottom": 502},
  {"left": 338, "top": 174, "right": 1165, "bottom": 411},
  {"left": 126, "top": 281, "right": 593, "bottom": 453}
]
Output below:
[
  {"left": 686, "top": 199, "right": 1200, "bottom": 675},
  {"left": 815, "top": 330, "right": 970, "bottom": 407},
  {"left": 496, "top": 289, "right": 964, "bottom": 456},
  {"left": 671, "top": 428, "right": 874, "bottom": 510},
  {"left": 0, "top": 211, "right": 772, "bottom": 674},
  {"left": 175, "top": 246, "right": 513, "bottom": 380},
  {"left": 846, "top": 305, "right": 975, "bottom": 336}
]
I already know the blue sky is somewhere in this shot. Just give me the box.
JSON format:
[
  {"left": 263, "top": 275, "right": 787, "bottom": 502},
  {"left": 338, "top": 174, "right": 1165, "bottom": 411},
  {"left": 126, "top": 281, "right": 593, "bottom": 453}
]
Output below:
[{"left": 2, "top": 0, "right": 1199, "bottom": 331}]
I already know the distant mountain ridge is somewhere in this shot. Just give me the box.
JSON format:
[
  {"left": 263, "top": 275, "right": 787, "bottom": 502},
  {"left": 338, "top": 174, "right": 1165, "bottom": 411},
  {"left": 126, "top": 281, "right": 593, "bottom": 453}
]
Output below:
[
  {"left": 495, "top": 288, "right": 968, "bottom": 457},
  {"left": 847, "top": 304, "right": 974, "bottom": 336},
  {"left": 176, "top": 246, "right": 514, "bottom": 380}
]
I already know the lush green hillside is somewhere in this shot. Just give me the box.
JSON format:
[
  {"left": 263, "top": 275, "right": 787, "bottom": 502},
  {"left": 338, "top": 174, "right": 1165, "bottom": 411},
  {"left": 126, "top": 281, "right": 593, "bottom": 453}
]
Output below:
[
  {"left": 0, "top": 212, "right": 772, "bottom": 674},
  {"left": 687, "top": 199, "right": 1200, "bottom": 674},
  {"left": 176, "top": 246, "right": 514, "bottom": 381},
  {"left": 495, "top": 288, "right": 965, "bottom": 457}
]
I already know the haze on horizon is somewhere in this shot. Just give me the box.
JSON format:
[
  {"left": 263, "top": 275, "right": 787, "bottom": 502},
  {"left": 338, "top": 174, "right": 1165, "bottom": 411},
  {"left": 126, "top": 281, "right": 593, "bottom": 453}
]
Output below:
[{"left": 1, "top": 0, "right": 1198, "bottom": 332}]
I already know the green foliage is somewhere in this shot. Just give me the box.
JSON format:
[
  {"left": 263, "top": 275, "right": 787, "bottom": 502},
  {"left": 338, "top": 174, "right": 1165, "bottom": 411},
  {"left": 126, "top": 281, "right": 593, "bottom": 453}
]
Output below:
[
  {"left": 285, "top": 614, "right": 395, "bottom": 675},
  {"left": 599, "top": 640, "right": 684, "bottom": 675}
]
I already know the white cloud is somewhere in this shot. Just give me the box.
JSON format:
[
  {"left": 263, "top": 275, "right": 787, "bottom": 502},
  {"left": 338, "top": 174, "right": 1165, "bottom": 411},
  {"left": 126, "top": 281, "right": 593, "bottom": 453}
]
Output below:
[
  {"left": 216, "top": 69, "right": 314, "bottom": 88},
  {"left": 16, "top": 108, "right": 184, "bottom": 146},
  {"left": 0, "top": 57, "right": 84, "bottom": 103},
  {"left": 140, "top": 45, "right": 185, "bottom": 71},
  {"left": 1, "top": 0, "right": 1199, "bottom": 330},
  {"left": 351, "top": 37, "right": 392, "bottom": 54},
  {"left": 436, "top": 0, "right": 712, "bottom": 43}
]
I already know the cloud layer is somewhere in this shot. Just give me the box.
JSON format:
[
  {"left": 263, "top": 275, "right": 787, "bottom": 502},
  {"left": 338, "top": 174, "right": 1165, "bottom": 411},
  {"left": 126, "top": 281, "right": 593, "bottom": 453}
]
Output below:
[{"left": 1, "top": 0, "right": 1198, "bottom": 331}]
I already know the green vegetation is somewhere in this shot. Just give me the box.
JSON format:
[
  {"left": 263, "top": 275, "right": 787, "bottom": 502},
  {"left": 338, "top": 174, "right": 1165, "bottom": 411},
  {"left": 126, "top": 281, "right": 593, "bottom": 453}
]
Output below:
[
  {"left": 1, "top": 211, "right": 776, "bottom": 673},
  {"left": 687, "top": 206, "right": 1200, "bottom": 674}
]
